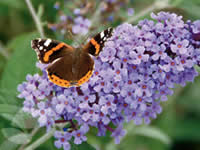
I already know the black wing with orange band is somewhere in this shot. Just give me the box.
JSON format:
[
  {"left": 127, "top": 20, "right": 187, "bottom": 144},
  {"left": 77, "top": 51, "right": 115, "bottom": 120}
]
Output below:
[
  {"left": 31, "top": 38, "right": 74, "bottom": 64},
  {"left": 83, "top": 27, "right": 113, "bottom": 56}
]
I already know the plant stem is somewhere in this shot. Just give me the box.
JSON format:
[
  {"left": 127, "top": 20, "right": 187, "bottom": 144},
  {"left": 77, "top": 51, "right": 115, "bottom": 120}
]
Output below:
[
  {"left": 90, "top": 2, "right": 103, "bottom": 27},
  {"left": 127, "top": 0, "right": 170, "bottom": 23},
  {"left": 104, "top": 125, "right": 114, "bottom": 132},
  {"left": 23, "top": 123, "right": 67, "bottom": 150},
  {"left": 25, "top": 0, "right": 45, "bottom": 38},
  {"left": 18, "top": 127, "right": 40, "bottom": 150},
  {"left": 24, "top": 128, "right": 56, "bottom": 150},
  {"left": 0, "top": 42, "right": 9, "bottom": 59}
]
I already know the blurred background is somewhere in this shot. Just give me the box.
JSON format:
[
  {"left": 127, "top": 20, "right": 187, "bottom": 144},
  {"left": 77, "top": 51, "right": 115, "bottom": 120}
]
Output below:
[{"left": 0, "top": 0, "right": 200, "bottom": 150}]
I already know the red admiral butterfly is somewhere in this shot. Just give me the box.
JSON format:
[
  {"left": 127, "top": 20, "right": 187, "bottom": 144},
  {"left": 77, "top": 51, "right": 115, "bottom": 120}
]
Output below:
[{"left": 31, "top": 28, "right": 113, "bottom": 87}]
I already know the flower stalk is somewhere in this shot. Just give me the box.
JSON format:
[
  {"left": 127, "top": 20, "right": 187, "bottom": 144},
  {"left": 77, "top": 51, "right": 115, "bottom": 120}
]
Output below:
[
  {"left": 25, "top": 0, "right": 45, "bottom": 38},
  {"left": 24, "top": 128, "right": 56, "bottom": 150},
  {"left": 127, "top": 0, "right": 170, "bottom": 23}
]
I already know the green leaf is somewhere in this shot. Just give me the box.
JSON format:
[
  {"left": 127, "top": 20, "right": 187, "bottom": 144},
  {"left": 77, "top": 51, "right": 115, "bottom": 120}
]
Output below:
[
  {"left": 0, "top": 114, "right": 15, "bottom": 123},
  {"left": 178, "top": 0, "right": 200, "bottom": 20},
  {"left": 0, "top": 104, "right": 19, "bottom": 114},
  {"left": 1, "top": 109, "right": 37, "bottom": 129},
  {"left": 0, "top": 90, "right": 19, "bottom": 105},
  {"left": 0, "top": 32, "right": 39, "bottom": 105},
  {"left": 8, "top": 133, "right": 31, "bottom": 144},
  {"left": 37, "top": 4, "right": 44, "bottom": 19},
  {"left": 0, "top": 0, "right": 25, "bottom": 9},
  {"left": 71, "top": 142, "right": 96, "bottom": 150},
  {"left": 134, "top": 126, "right": 171, "bottom": 145},
  {"left": 0, "top": 55, "right": 7, "bottom": 75},
  {"left": 2, "top": 128, "right": 22, "bottom": 138},
  {"left": 0, "top": 140, "right": 18, "bottom": 150},
  {"left": 11, "top": 109, "right": 37, "bottom": 129},
  {"left": 1, "top": 128, "right": 31, "bottom": 144}
]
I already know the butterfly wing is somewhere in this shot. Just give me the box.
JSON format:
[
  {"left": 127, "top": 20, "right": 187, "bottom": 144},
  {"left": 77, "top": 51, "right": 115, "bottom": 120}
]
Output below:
[
  {"left": 46, "top": 51, "right": 94, "bottom": 88},
  {"left": 83, "top": 27, "right": 113, "bottom": 56},
  {"left": 76, "top": 52, "right": 94, "bottom": 86},
  {"left": 46, "top": 55, "right": 74, "bottom": 87},
  {"left": 31, "top": 38, "right": 74, "bottom": 64}
]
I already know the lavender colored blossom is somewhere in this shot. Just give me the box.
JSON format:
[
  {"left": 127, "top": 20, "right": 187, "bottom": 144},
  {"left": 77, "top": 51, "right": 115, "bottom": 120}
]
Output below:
[
  {"left": 127, "top": 8, "right": 134, "bottom": 16},
  {"left": 54, "top": 2, "right": 60, "bottom": 10},
  {"left": 130, "top": 46, "right": 149, "bottom": 64},
  {"left": 191, "top": 20, "right": 200, "bottom": 34},
  {"left": 18, "top": 12, "right": 200, "bottom": 150},
  {"left": 151, "top": 44, "right": 167, "bottom": 61},
  {"left": 72, "top": 124, "right": 89, "bottom": 144},
  {"left": 105, "top": 0, "right": 117, "bottom": 3},
  {"left": 111, "top": 124, "right": 127, "bottom": 144},
  {"left": 72, "top": 17, "right": 91, "bottom": 35},
  {"left": 170, "top": 39, "right": 189, "bottom": 54},
  {"left": 73, "top": 8, "right": 81, "bottom": 15},
  {"left": 107, "top": 15, "right": 114, "bottom": 22},
  {"left": 49, "top": 25, "right": 57, "bottom": 32},
  {"left": 54, "top": 131, "right": 72, "bottom": 150},
  {"left": 60, "top": 15, "right": 67, "bottom": 22}
]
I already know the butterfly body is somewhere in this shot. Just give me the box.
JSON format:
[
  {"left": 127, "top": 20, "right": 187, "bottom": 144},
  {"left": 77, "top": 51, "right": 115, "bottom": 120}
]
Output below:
[{"left": 31, "top": 28, "right": 113, "bottom": 87}]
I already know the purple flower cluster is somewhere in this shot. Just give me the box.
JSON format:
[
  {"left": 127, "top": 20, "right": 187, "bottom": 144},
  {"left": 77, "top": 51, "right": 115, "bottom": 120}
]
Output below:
[
  {"left": 50, "top": 2, "right": 92, "bottom": 36},
  {"left": 72, "top": 16, "right": 91, "bottom": 35},
  {"left": 50, "top": 0, "right": 133, "bottom": 37},
  {"left": 18, "top": 12, "right": 200, "bottom": 150}
]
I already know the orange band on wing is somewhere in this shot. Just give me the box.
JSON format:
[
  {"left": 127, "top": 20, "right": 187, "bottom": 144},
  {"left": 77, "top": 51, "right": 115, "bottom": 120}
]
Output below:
[
  {"left": 77, "top": 70, "right": 93, "bottom": 86},
  {"left": 44, "top": 43, "right": 67, "bottom": 62},
  {"left": 48, "top": 69, "right": 93, "bottom": 87},
  {"left": 48, "top": 74, "right": 70, "bottom": 87},
  {"left": 90, "top": 38, "right": 100, "bottom": 55}
]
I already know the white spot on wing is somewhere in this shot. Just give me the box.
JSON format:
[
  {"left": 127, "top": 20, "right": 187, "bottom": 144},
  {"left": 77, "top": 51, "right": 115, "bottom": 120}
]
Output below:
[
  {"left": 44, "top": 39, "right": 52, "bottom": 47},
  {"left": 39, "top": 46, "right": 43, "bottom": 50},
  {"left": 100, "top": 32, "right": 105, "bottom": 38}
]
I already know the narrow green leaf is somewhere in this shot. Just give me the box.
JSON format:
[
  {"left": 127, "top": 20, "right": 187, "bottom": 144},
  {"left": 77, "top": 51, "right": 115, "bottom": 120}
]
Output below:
[
  {"left": 0, "top": 140, "right": 18, "bottom": 150},
  {"left": 37, "top": 4, "right": 44, "bottom": 19},
  {"left": 1, "top": 128, "right": 31, "bottom": 145},
  {"left": 8, "top": 133, "right": 31, "bottom": 144},
  {"left": 134, "top": 126, "right": 171, "bottom": 145},
  {"left": 2, "top": 128, "right": 22, "bottom": 138},
  {"left": 0, "top": 0, "right": 25, "bottom": 9},
  {"left": 178, "top": 0, "right": 200, "bottom": 19},
  {"left": 1, "top": 110, "right": 37, "bottom": 129},
  {"left": 0, "top": 104, "right": 19, "bottom": 114},
  {"left": 71, "top": 142, "right": 96, "bottom": 150},
  {"left": 0, "top": 114, "right": 13, "bottom": 122},
  {"left": 11, "top": 109, "right": 37, "bottom": 129}
]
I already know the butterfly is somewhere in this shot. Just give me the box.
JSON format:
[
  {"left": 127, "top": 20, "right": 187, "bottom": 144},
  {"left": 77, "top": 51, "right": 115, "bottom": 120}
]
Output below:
[{"left": 31, "top": 28, "right": 113, "bottom": 87}]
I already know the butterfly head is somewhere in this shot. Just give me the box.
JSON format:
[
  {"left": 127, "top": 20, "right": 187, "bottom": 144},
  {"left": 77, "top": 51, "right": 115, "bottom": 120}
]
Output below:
[{"left": 31, "top": 38, "right": 41, "bottom": 49}]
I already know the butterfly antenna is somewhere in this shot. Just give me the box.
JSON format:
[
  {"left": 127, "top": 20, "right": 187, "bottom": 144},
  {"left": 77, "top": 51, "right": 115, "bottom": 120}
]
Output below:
[
  {"left": 66, "top": 29, "right": 74, "bottom": 40},
  {"left": 80, "top": 25, "right": 111, "bottom": 48},
  {"left": 66, "top": 30, "right": 82, "bottom": 48},
  {"left": 79, "top": 1, "right": 105, "bottom": 48}
]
